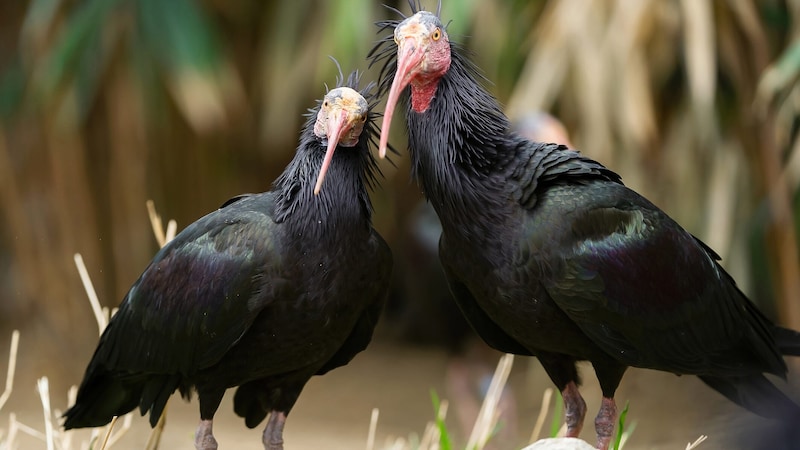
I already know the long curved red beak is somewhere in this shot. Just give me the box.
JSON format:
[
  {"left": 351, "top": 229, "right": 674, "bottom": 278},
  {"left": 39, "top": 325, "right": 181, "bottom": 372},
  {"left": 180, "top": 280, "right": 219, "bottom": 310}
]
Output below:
[
  {"left": 378, "top": 40, "right": 424, "bottom": 159},
  {"left": 314, "top": 110, "right": 348, "bottom": 195}
]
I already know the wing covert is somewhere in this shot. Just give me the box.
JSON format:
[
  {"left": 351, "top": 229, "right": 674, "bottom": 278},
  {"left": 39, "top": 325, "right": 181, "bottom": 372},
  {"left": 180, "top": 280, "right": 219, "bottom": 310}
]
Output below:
[
  {"left": 92, "top": 196, "right": 287, "bottom": 376},
  {"left": 536, "top": 183, "right": 781, "bottom": 375}
]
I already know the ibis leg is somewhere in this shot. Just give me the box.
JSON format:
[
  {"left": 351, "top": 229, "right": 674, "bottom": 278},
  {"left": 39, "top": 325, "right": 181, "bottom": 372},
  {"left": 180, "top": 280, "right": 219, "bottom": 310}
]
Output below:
[
  {"left": 561, "top": 381, "right": 587, "bottom": 437},
  {"left": 194, "top": 419, "right": 218, "bottom": 450},
  {"left": 263, "top": 411, "right": 287, "bottom": 450},
  {"left": 594, "top": 396, "right": 617, "bottom": 450}
]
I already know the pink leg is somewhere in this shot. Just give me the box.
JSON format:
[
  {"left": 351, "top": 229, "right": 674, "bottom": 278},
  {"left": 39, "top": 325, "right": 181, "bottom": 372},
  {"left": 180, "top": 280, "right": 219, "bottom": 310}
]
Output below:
[
  {"left": 263, "top": 411, "right": 287, "bottom": 450},
  {"left": 561, "top": 381, "right": 587, "bottom": 437},
  {"left": 594, "top": 397, "right": 617, "bottom": 450},
  {"left": 194, "top": 419, "right": 218, "bottom": 450}
]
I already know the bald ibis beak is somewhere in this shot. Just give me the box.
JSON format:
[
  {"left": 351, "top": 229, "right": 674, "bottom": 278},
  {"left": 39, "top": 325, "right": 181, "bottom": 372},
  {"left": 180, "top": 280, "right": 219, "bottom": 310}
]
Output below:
[
  {"left": 378, "top": 38, "right": 425, "bottom": 159},
  {"left": 314, "top": 110, "right": 349, "bottom": 195}
]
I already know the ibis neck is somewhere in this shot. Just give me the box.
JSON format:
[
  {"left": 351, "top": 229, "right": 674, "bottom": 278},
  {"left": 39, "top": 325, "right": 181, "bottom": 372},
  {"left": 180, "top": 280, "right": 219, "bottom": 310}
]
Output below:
[
  {"left": 272, "top": 138, "right": 373, "bottom": 242},
  {"left": 410, "top": 78, "right": 439, "bottom": 113},
  {"left": 405, "top": 52, "right": 518, "bottom": 242}
]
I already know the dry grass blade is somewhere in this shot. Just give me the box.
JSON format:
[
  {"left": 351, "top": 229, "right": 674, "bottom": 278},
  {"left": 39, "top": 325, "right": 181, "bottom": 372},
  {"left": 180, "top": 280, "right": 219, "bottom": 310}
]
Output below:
[
  {"left": 1, "top": 333, "right": 20, "bottom": 450},
  {"left": 0, "top": 330, "right": 20, "bottom": 413},
  {"left": 106, "top": 414, "right": 132, "bottom": 448},
  {"left": 144, "top": 403, "right": 167, "bottom": 450},
  {"left": 383, "top": 436, "right": 408, "bottom": 450},
  {"left": 98, "top": 416, "right": 118, "bottom": 450},
  {"left": 59, "top": 386, "right": 78, "bottom": 450},
  {"left": 528, "top": 387, "right": 553, "bottom": 443},
  {"left": 9, "top": 413, "right": 44, "bottom": 441},
  {"left": 5, "top": 413, "right": 18, "bottom": 448},
  {"left": 36, "top": 377, "right": 54, "bottom": 450},
  {"left": 466, "top": 353, "right": 514, "bottom": 450},
  {"left": 685, "top": 434, "right": 707, "bottom": 450},
  {"left": 165, "top": 220, "right": 177, "bottom": 244},
  {"left": 146, "top": 200, "right": 167, "bottom": 248},
  {"left": 73, "top": 253, "right": 108, "bottom": 334},
  {"left": 148, "top": 199, "right": 178, "bottom": 247},
  {"left": 366, "top": 408, "right": 379, "bottom": 450},
  {"left": 418, "top": 419, "right": 439, "bottom": 450}
]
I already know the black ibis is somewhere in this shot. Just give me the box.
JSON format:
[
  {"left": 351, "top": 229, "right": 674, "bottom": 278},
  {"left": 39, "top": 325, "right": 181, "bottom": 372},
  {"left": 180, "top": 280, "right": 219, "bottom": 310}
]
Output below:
[
  {"left": 370, "top": 4, "right": 800, "bottom": 449},
  {"left": 385, "top": 112, "right": 572, "bottom": 444},
  {"left": 62, "top": 71, "right": 392, "bottom": 450}
]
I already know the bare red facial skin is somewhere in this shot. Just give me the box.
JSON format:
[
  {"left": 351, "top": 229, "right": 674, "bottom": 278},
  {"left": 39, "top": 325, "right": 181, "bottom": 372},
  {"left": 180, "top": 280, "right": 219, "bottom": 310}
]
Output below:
[{"left": 378, "top": 17, "right": 451, "bottom": 159}]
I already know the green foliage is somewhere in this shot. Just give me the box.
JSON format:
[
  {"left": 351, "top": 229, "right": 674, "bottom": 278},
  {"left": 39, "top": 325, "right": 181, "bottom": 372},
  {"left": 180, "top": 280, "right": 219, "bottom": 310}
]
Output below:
[
  {"left": 137, "top": 0, "right": 221, "bottom": 73},
  {"left": 430, "top": 389, "right": 453, "bottom": 450},
  {"left": 613, "top": 401, "right": 629, "bottom": 450},
  {"left": 0, "top": 58, "right": 25, "bottom": 122},
  {"left": 37, "top": 0, "right": 121, "bottom": 119},
  {"left": 613, "top": 400, "right": 637, "bottom": 450},
  {"left": 22, "top": 0, "right": 227, "bottom": 125},
  {"left": 439, "top": 0, "right": 478, "bottom": 39},
  {"left": 549, "top": 390, "right": 563, "bottom": 438}
]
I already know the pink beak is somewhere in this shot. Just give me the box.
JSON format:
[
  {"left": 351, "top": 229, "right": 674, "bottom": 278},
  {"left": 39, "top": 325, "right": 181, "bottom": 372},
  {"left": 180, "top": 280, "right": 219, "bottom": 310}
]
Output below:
[
  {"left": 378, "top": 38, "right": 425, "bottom": 159},
  {"left": 313, "top": 110, "right": 348, "bottom": 195}
]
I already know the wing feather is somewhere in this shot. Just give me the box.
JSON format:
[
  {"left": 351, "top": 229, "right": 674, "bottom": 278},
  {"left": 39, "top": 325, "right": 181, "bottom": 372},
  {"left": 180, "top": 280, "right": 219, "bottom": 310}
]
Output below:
[
  {"left": 537, "top": 183, "right": 785, "bottom": 376},
  {"left": 90, "top": 194, "right": 285, "bottom": 377}
]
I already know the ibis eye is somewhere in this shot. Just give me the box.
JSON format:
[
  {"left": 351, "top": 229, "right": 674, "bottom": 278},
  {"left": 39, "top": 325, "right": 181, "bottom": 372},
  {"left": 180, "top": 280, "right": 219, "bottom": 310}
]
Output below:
[
  {"left": 432, "top": 28, "right": 441, "bottom": 41},
  {"left": 323, "top": 100, "right": 329, "bottom": 108}
]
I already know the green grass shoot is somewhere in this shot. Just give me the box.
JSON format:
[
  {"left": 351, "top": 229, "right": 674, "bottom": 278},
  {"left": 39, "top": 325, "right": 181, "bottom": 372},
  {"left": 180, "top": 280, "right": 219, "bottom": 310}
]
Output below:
[
  {"left": 430, "top": 389, "right": 452, "bottom": 450},
  {"left": 549, "top": 390, "right": 564, "bottom": 438}
]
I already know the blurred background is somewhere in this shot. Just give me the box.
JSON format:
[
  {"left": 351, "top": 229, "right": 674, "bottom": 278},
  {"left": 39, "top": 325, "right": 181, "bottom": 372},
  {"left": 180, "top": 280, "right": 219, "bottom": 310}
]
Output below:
[{"left": 0, "top": 0, "right": 799, "bottom": 449}]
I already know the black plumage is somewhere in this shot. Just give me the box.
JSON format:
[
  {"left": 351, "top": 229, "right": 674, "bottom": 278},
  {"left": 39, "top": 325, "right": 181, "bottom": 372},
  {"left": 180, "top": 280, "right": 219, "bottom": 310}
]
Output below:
[
  {"left": 63, "top": 72, "right": 392, "bottom": 450},
  {"left": 370, "top": 4, "right": 800, "bottom": 448}
]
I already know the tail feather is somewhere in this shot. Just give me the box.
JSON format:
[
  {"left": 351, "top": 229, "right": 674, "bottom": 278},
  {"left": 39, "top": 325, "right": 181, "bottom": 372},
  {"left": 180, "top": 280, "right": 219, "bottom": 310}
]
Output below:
[
  {"left": 774, "top": 326, "right": 800, "bottom": 357},
  {"left": 63, "top": 368, "right": 180, "bottom": 430},
  {"left": 699, "top": 374, "right": 800, "bottom": 421},
  {"left": 62, "top": 372, "right": 141, "bottom": 429},
  {"left": 139, "top": 374, "right": 181, "bottom": 427}
]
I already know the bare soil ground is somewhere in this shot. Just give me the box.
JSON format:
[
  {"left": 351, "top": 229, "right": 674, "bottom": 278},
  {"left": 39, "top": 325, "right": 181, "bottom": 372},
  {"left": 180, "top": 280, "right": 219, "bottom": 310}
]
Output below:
[{"left": 8, "top": 330, "right": 788, "bottom": 450}]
